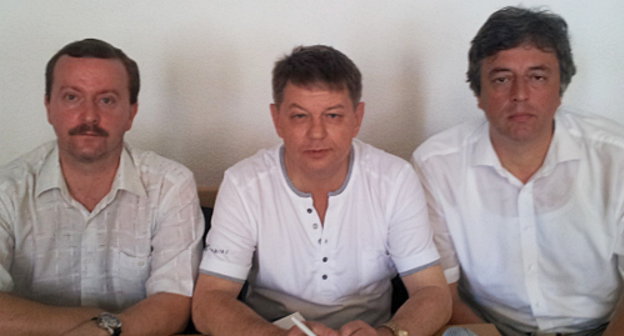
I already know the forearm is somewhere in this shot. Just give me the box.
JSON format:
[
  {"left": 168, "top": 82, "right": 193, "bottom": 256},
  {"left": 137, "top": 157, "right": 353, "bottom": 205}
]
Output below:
[
  {"left": 0, "top": 292, "right": 103, "bottom": 335},
  {"left": 448, "top": 299, "right": 484, "bottom": 325},
  {"left": 118, "top": 292, "right": 191, "bottom": 336},
  {"left": 388, "top": 285, "right": 452, "bottom": 336},
  {"left": 192, "top": 289, "right": 285, "bottom": 336},
  {"left": 604, "top": 294, "right": 624, "bottom": 336},
  {"left": 447, "top": 283, "right": 484, "bottom": 325}
]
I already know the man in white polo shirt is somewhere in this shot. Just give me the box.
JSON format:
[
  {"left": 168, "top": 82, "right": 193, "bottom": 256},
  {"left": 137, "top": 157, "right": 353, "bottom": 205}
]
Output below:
[
  {"left": 192, "top": 45, "right": 451, "bottom": 336},
  {"left": 412, "top": 7, "right": 624, "bottom": 335}
]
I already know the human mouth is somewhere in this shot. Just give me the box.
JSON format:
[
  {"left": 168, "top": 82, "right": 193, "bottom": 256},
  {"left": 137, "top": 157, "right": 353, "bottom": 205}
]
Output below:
[
  {"left": 68, "top": 124, "right": 109, "bottom": 137},
  {"left": 508, "top": 113, "right": 534, "bottom": 122},
  {"left": 304, "top": 148, "right": 330, "bottom": 157}
]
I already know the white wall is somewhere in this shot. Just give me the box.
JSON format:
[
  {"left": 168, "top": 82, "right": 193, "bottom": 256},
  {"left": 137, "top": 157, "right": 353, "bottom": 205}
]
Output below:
[{"left": 1, "top": 1, "right": 622, "bottom": 187}]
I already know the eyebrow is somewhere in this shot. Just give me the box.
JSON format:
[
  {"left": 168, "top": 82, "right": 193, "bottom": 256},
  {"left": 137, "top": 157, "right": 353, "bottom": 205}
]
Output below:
[
  {"left": 288, "top": 103, "right": 346, "bottom": 112},
  {"left": 58, "top": 85, "right": 121, "bottom": 96},
  {"left": 488, "top": 65, "right": 552, "bottom": 76}
]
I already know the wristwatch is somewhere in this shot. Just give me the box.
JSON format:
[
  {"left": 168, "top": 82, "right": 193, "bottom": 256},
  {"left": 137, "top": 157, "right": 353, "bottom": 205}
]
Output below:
[
  {"left": 381, "top": 321, "right": 409, "bottom": 336},
  {"left": 92, "top": 312, "right": 123, "bottom": 336}
]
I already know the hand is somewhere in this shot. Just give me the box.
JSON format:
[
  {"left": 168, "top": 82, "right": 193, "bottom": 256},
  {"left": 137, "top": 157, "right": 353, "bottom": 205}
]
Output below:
[
  {"left": 61, "top": 319, "right": 109, "bottom": 336},
  {"left": 339, "top": 320, "right": 388, "bottom": 336},
  {"left": 286, "top": 320, "right": 340, "bottom": 336}
]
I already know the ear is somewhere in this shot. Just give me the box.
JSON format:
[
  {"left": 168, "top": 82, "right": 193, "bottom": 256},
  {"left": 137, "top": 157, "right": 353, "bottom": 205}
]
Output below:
[
  {"left": 352, "top": 102, "right": 365, "bottom": 136},
  {"left": 44, "top": 95, "right": 53, "bottom": 125},
  {"left": 125, "top": 103, "right": 139, "bottom": 131},
  {"left": 270, "top": 103, "right": 283, "bottom": 138}
]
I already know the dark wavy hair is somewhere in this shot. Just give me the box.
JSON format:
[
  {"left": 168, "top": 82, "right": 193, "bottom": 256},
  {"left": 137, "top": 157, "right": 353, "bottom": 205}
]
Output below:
[
  {"left": 272, "top": 45, "right": 362, "bottom": 106},
  {"left": 45, "top": 38, "right": 140, "bottom": 104},
  {"left": 467, "top": 6, "right": 576, "bottom": 96}
]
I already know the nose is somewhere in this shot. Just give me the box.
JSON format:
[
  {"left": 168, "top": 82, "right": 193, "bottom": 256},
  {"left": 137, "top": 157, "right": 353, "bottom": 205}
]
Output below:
[
  {"left": 511, "top": 78, "right": 529, "bottom": 102},
  {"left": 308, "top": 117, "right": 327, "bottom": 139},
  {"left": 81, "top": 100, "right": 101, "bottom": 124}
]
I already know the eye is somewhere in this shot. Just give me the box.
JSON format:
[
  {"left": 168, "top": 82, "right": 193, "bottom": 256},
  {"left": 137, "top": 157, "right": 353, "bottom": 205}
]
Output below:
[
  {"left": 291, "top": 113, "right": 307, "bottom": 119},
  {"left": 326, "top": 113, "right": 341, "bottom": 119},
  {"left": 63, "top": 93, "right": 79, "bottom": 101},
  {"left": 492, "top": 77, "right": 509, "bottom": 84},
  {"left": 100, "top": 96, "right": 116, "bottom": 105}
]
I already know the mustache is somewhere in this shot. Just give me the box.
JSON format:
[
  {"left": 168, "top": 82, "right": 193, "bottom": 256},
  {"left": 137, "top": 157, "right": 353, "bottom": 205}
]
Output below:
[{"left": 68, "top": 124, "right": 109, "bottom": 137}]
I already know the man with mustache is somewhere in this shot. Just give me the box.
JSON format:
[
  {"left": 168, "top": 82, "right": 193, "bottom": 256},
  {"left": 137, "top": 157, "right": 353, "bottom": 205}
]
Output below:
[
  {"left": 412, "top": 7, "right": 624, "bottom": 335},
  {"left": 192, "top": 45, "right": 451, "bottom": 336},
  {"left": 0, "top": 39, "right": 203, "bottom": 335}
]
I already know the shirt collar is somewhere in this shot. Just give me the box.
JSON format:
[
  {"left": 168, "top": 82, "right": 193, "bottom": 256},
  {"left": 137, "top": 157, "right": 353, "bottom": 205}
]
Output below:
[
  {"left": 540, "top": 113, "right": 582, "bottom": 172},
  {"left": 280, "top": 143, "right": 354, "bottom": 198},
  {"left": 114, "top": 145, "right": 148, "bottom": 198},
  {"left": 35, "top": 143, "right": 65, "bottom": 197},
  {"left": 470, "top": 112, "right": 582, "bottom": 171},
  {"left": 470, "top": 122, "right": 500, "bottom": 168},
  {"left": 35, "top": 143, "right": 147, "bottom": 199}
]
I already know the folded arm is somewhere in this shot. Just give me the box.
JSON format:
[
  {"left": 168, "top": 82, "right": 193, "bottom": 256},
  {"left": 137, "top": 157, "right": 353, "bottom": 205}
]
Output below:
[
  {"left": 447, "top": 282, "right": 484, "bottom": 325},
  {"left": 192, "top": 273, "right": 290, "bottom": 336},
  {"left": 0, "top": 292, "right": 104, "bottom": 335},
  {"left": 604, "top": 289, "right": 624, "bottom": 335},
  {"left": 383, "top": 265, "right": 452, "bottom": 336}
]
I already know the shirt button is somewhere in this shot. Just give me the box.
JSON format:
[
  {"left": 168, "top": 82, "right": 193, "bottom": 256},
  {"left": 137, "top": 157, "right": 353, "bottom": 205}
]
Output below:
[
  {"left": 307, "top": 208, "right": 313, "bottom": 214},
  {"left": 322, "top": 274, "right": 328, "bottom": 280},
  {"left": 318, "top": 238, "right": 322, "bottom": 245},
  {"left": 322, "top": 257, "right": 328, "bottom": 262},
  {"left": 312, "top": 223, "right": 319, "bottom": 230}
]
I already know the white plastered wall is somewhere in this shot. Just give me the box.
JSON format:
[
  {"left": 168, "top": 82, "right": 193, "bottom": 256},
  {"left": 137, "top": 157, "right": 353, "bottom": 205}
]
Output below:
[{"left": 1, "top": 1, "right": 622, "bottom": 187}]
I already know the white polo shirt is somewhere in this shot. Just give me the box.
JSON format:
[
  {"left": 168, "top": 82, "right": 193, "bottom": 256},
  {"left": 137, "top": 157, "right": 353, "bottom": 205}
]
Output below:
[
  {"left": 200, "top": 139, "right": 439, "bottom": 328},
  {"left": 412, "top": 109, "right": 624, "bottom": 333}
]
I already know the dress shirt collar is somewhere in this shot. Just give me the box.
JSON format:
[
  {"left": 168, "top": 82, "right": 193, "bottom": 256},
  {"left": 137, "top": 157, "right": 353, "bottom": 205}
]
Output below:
[
  {"left": 470, "top": 111, "right": 582, "bottom": 175},
  {"left": 35, "top": 142, "right": 64, "bottom": 197},
  {"left": 35, "top": 143, "right": 147, "bottom": 199}
]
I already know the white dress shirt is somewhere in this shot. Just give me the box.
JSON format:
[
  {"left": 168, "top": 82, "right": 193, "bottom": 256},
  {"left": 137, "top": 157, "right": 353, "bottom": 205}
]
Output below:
[
  {"left": 412, "top": 109, "right": 624, "bottom": 333},
  {"left": 200, "top": 139, "right": 439, "bottom": 328},
  {"left": 0, "top": 141, "right": 204, "bottom": 312}
]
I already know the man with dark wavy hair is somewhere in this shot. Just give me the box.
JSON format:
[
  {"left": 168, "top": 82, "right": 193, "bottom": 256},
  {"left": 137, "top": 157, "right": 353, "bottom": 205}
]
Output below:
[
  {"left": 0, "top": 38, "right": 203, "bottom": 335},
  {"left": 413, "top": 7, "right": 624, "bottom": 335},
  {"left": 193, "top": 45, "right": 451, "bottom": 336}
]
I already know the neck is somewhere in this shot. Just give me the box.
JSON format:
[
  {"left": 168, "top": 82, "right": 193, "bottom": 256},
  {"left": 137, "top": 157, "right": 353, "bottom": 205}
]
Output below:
[
  {"left": 490, "top": 132, "right": 552, "bottom": 184},
  {"left": 285, "top": 158, "right": 350, "bottom": 224},
  {"left": 59, "top": 152, "right": 121, "bottom": 212}
]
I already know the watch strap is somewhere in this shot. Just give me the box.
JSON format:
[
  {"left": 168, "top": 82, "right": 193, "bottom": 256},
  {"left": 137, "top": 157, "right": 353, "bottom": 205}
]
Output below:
[{"left": 381, "top": 321, "right": 409, "bottom": 336}]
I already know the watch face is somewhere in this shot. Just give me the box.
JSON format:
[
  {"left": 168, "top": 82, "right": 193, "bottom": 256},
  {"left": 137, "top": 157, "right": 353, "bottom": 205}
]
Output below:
[{"left": 99, "top": 312, "right": 122, "bottom": 328}]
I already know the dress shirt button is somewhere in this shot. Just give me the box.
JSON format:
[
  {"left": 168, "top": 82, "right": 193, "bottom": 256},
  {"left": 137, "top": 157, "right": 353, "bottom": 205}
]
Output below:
[
  {"left": 322, "top": 274, "right": 328, "bottom": 280},
  {"left": 318, "top": 238, "right": 322, "bottom": 245},
  {"left": 322, "top": 257, "right": 328, "bottom": 262},
  {"left": 307, "top": 208, "right": 313, "bottom": 214},
  {"left": 324, "top": 239, "right": 328, "bottom": 244},
  {"left": 312, "top": 223, "right": 319, "bottom": 230}
]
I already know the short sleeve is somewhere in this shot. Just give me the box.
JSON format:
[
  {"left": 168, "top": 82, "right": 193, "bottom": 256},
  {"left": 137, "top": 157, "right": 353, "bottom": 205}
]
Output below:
[
  {"left": 411, "top": 153, "right": 461, "bottom": 283},
  {"left": 146, "top": 170, "right": 204, "bottom": 297},
  {"left": 198, "top": 171, "right": 256, "bottom": 282},
  {"left": 0, "top": 194, "right": 15, "bottom": 292},
  {"left": 387, "top": 164, "right": 440, "bottom": 276}
]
